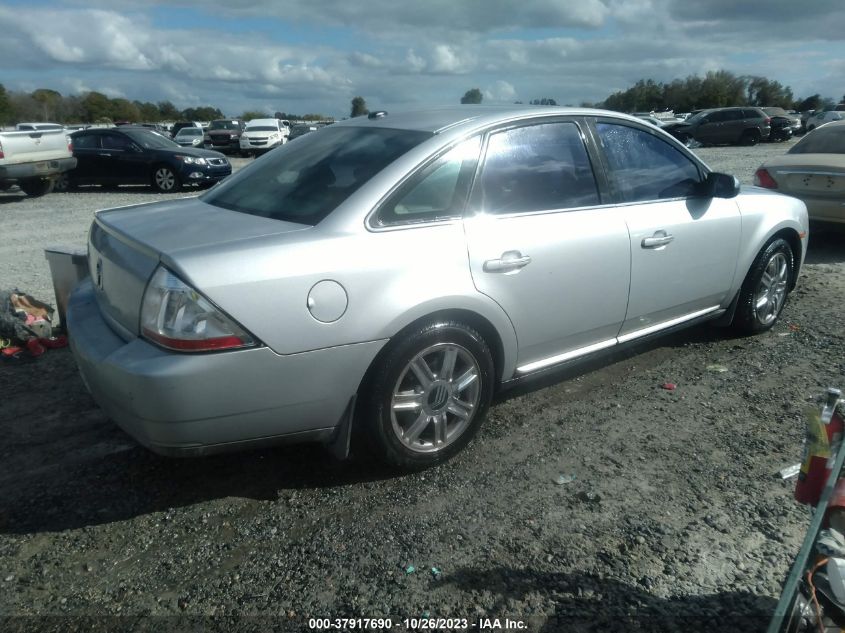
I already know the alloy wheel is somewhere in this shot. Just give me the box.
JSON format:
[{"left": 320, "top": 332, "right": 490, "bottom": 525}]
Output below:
[
  {"left": 154, "top": 168, "right": 176, "bottom": 191},
  {"left": 753, "top": 252, "right": 789, "bottom": 326},
  {"left": 389, "top": 343, "right": 481, "bottom": 454}
]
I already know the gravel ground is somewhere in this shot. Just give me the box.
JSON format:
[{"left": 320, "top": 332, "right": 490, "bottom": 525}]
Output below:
[{"left": 1, "top": 140, "right": 845, "bottom": 632}]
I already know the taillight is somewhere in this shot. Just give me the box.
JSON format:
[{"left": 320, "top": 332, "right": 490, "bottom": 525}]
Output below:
[
  {"left": 66, "top": 135, "right": 72, "bottom": 153},
  {"left": 0, "top": 139, "right": 4, "bottom": 159},
  {"left": 140, "top": 267, "right": 257, "bottom": 352},
  {"left": 764, "top": 117, "right": 771, "bottom": 125},
  {"left": 754, "top": 168, "right": 778, "bottom": 189}
]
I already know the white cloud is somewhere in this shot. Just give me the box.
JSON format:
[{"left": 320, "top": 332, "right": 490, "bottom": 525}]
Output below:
[{"left": 485, "top": 80, "right": 517, "bottom": 102}]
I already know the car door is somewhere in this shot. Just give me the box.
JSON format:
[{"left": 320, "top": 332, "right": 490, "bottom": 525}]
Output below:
[
  {"left": 462, "top": 119, "right": 631, "bottom": 373},
  {"left": 69, "top": 132, "right": 100, "bottom": 182},
  {"left": 590, "top": 120, "right": 741, "bottom": 341},
  {"left": 99, "top": 132, "right": 148, "bottom": 184}
]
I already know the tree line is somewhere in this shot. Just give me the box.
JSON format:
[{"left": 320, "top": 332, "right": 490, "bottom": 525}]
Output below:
[
  {"left": 0, "top": 84, "right": 329, "bottom": 126},
  {"left": 596, "top": 70, "right": 843, "bottom": 114}
]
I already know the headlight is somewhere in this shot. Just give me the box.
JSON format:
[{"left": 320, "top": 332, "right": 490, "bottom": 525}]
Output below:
[
  {"left": 141, "top": 267, "right": 257, "bottom": 352},
  {"left": 179, "top": 156, "right": 207, "bottom": 165}
]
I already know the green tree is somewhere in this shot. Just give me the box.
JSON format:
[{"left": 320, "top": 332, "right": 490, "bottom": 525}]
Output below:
[
  {"left": 350, "top": 96, "right": 368, "bottom": 117},
  {"left": 745, "top": 76, "right": 793, "bottom": 108},
  {"left": 110, "top": 98, "right": 140, "bottom": 122},
  {"left": 460, "top": 88, "right": 483, "bottom": 104},
  {"left": 81, "top": 91, "right": 113, "bottom": 122},
  {"left": 134, "top": 101, "right": 161, "bottom": 122},
  {"left": 0, "top": 84, "right": 13, "bottom": 125},
  {"left": 157, "top": 100, "right": 180, "bottom": 120},
  {"left": 240, "top": 110, "right": 270, "bottom": 120},
  {"left": 181, "top": 106, "right": 224, "bottom": 121},
  {"left": 31, "top": 88, "right": 62, "bottom": 120}
]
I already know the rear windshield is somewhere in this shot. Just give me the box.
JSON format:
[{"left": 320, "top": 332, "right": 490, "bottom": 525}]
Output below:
[
  {"left": 789, "top": 126, "right": 845, "bottom": 154},
  {"left": 209, "top": 121, "right": 241, "bottom": 130},
  {"left": 202, "top": 126, "right": 432, "bottom": 225}
]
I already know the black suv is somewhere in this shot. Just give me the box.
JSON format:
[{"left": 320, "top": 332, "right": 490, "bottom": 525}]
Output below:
[
  {"left": 203, "top": 119, "right": 246, "bottom": 154},
  {"left": 664, "top": 107, "right": 771, "bottom": 146}
]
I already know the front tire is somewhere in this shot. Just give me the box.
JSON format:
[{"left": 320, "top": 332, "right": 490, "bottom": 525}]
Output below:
[
  {"left": 152, "top": 165, "right": 181, "bottom": 192},
  {"left": 732, "top": 238, "right": 794, "bottom": 334},
  {"left": 361, "top": 321, "right": 494, "bottom": 469},
  {"left": 740, "top": 130, "right": 760, "bottom": 146}
]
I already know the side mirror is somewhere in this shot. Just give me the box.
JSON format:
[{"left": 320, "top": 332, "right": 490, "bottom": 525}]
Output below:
[{"left": 703, "top": 172, "right": 740, "bottom": 199}]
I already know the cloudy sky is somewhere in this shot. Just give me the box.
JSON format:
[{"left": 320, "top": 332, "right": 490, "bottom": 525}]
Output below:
[{"left": 2, "top": 0, "right": 844, "bottom": 117}]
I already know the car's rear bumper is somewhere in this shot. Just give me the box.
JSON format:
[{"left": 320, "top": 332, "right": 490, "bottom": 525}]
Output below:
[
  {"left": 0, "top": 157, "right": 77, "bottom": 181},
  {"left": 67, "top": 279, "right": 385, "bottom": 455}
]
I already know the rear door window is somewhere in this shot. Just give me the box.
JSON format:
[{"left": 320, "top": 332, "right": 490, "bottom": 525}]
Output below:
[
  {"left": 376, "top": 137, "right": 480, "bottom": 225},
  {"left": 72, "top": 134, "right": 99, "bottom": 149},
  {"left": 595, "top": 122, "right": 702, "bottom": 202}
]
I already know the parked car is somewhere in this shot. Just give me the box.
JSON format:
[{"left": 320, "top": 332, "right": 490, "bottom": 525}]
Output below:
[
  {"left": 805, "top": 111, "right": 844, "bottom": 132},
  {"left": 203, "top": 119, "right": 246, "bottom": 154},
  {"left": 174, "top": 127, "right": 205, "bottom": 148},
  {"left": 15, "top": 122, "right": 66, "bottom": 132},
  {"left": 67, "top": 106, "right": 807, "bottom": 469},
  {"left": 633, "top": 114, "right": 668, "bottom": 128},
  {"left": 239, "top": 118, "right": 290, "bottom": 156},
  {"left": 0, "top": 127, "right": 76, "bottom": 196},
  {"left": 754, "top": 120, "right": 845, "bottom": 225},
  {"left": 288, "top": 123, "right": 319, "bottom": 140},
  {"left": 761, "top": 107, "right": 801, "bottom": 141},
  {"left": 56, "top": 127, "right": 231, "bottom": 192},
  {"left": 170, "top": 121, "right": 203, "bottom": 138},
  {"left": 663, "top": 107, "right": 772, "bottom": 146}
]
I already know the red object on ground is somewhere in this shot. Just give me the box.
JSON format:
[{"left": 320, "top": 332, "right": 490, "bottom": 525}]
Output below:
[
  {"left": 661, "top": 382, "right": 677, "bottom": 391},
  {"left": 25, "top": 338, "right": 45, "bottom": 357},
  {"left": 796, "top": 408, "right": 845, "bottom": 507},
  {"left": 38, "top": 336, "right": 67, "bottom": 349}
]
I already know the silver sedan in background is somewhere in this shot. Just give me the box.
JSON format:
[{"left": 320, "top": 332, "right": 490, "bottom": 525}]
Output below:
[{"left": 68, "top": 106, "right": 808, "bottom": 469}]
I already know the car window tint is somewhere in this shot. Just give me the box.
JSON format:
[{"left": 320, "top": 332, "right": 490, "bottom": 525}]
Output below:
[
  {"left": 203, "top": 126, "right": 432, "bottom": 225},
  {"left": 72, "top": 134, "right": 99, "bottom": 149},
  {"left": 705, "top": 111, "right": 725, "bottom": 123},
  {"left": 378, "top": 137, "right": 480, "bottom": 225},
  {"left": 789, "top": 126, "right": 845, "bottom": 154},
  {"left": 101, "top": 134, "right": 133, "bottom": 151},
  {"left": 474, "top": 122, "right": 599, "bottom": 214},
  {"left": 595, "top": 122, "right": 702, "bottom": 202}
]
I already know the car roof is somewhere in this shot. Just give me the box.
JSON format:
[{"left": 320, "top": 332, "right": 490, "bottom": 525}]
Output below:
[{"left": 330, "top": 105, "right": 642, "bottom": 134}]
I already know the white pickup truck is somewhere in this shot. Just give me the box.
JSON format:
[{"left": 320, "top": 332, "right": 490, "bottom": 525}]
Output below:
[{"left": 0, "top": 127, "right": 77, "bottom": 196}]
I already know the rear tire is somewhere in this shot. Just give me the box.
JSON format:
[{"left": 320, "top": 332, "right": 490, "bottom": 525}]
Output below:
[
  {"left": 360, "top": 320, "right": 494, "bottom": 470},
  {"left": 18, "top": 178, "right": 54, "bottom": 197},
  {"left": 732, "top": 238, "right": 794, "bottom": 335},
  {"left": 53, "top": 172, "right": 75, "bottom": 192}
]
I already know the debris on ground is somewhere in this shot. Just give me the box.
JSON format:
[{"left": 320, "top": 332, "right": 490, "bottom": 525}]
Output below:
[
  {"left": 554, "top": 473, "right": 577, "bottom": 485},
  {"left": 779, "top": 463, "right": 801, "bottom": 480},
  {"left": 660, "top": 382, "right": 677, "bottom": 390},
  {"left": 706, "top": 364, "right": 729, "bottom": 373}
]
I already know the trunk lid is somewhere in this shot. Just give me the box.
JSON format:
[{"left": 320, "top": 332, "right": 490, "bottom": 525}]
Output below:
[
  {"left": 89, "top": 197, "right": 309, "bottom": 336},
  {"left": 767, "top": 154, "right": 845, "bottom": 198}
]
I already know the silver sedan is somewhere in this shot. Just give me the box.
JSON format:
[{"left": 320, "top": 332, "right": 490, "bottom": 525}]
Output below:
[{"left": 68, "top": 106, "right": 808, "bottom": 469}]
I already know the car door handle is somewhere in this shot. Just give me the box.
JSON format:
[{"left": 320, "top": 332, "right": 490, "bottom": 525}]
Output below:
[
  {"left": 641, "top": 232, "right": 674, "bottom": 249},
  {"left": 483, "top": 251, "right": 532, "bottom": 273},
  {"left": 98, "top": 153, "right": 112, "bottom": 157}
]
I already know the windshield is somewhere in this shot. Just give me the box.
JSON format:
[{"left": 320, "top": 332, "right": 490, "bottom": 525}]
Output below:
[
  {"left": 789, "top": 126, "right": 845, "bottom": 154},
  {"left": 684, "top": 111, "right": 709, "bottom": 124},
  {"left": 246, "top": 126, "right": 278, "bottom": 132},
  {"left": 202, "top": 126, "right": 431, "bottom": 225},
  {"left": 124, "top": 129, "right": 180, "bottom": 149},
  {"left": 209, "top": 121, "right": 241, "bottom": 130},
  {"left": 177, "top": 128, "right": 203, "bottom": 137},
  {"left": 763, "top": 107, "right": 787, "bottom": 116}
]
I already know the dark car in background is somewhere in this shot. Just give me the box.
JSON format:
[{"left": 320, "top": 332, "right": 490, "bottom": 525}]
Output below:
[
  {"left": 56, "top": 127, "right": 231, "bottom": 192},
  {"left": 203, "top": 119, "right": 246, "bottom": 154},
  {"left": 762, "top": 107, "right": 801, "bottom": 141},
  {"left": 663, "top": 107, "right": 771, "bottom": 146}
]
